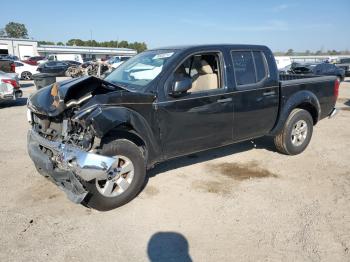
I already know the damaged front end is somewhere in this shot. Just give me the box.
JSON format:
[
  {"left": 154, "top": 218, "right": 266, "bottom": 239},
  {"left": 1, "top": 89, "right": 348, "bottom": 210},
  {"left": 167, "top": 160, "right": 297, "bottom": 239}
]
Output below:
[
  {"left": 26, "top": 76, "right": 154, "bottom": 203},
  {"left": 27, "top": 129, "right": 117, "bottom": 203}
]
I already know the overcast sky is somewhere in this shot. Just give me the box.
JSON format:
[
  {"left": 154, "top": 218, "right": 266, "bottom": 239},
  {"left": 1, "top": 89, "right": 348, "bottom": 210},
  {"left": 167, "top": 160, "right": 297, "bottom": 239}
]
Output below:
[{"left": 1, "top": 0, "right": 349, "bottom": 51}]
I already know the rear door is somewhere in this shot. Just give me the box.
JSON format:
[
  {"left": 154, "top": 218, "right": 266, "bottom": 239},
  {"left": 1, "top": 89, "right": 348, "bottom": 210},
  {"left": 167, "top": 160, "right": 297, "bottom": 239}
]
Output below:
[{"left": 229, "top": 50, "right": 279, "bottom": 140}]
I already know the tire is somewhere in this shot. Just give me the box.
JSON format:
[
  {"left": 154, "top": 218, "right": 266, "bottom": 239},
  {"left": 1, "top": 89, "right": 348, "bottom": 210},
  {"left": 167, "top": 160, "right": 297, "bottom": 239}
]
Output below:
[
  {"left": 21, "top": 71, "right": 32, "bottom": 80},
  {"left": 82, "top": 139, "right": 146, "bottom": 211},
  {"left": 274, "top": 109, "right": 313, "bottom": 155}
]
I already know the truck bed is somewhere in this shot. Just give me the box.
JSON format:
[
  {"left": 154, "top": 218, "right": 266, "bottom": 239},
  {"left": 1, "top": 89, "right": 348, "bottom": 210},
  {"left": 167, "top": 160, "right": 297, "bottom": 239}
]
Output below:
[{"left": 279, "top": 74, "right": 337, "bottom": 120}]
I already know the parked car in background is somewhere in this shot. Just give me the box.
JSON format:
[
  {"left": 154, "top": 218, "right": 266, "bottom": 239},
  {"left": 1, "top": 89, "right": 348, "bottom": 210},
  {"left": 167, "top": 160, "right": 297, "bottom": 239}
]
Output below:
[
  {"left": 279, "top": 62, "right": 314, "bottom": 75},
  {"left": 63, "top": 60, "right": 82, "bottom": 67},
  {"left": 27, "top": 44, "right": 339, "bottom": 210},
  {"left": 0, "top": 71, "right": 22, "bottom": 103},
  {"left": 22, "top": 56, "right": 46, "bottom": 66},
  {"left": 0, "top": 54, "right": 19, "bottom": 61},
  {"left": 335, "top": 58, "right": 350, "bottom": 77},
  {"left": 37, "top": 61, "right": 70, "bottom": 76},
  {"left": 107, "top": 56, "right": 132, "bottom": 68},
  {"left": 312, "top": 63, "right": 345, "bottom": 81},
  {"left": 286, "top": 63, "right": 345, "bottom": 81},
  {"left": 0, "top": 59, "right": 15, "bottom": 73},
  {"left": 292, "top": 64, "right": 315, "bottom": 74},
  {"left": 14, "top": 61, "right": 38, "bottom": 80}
]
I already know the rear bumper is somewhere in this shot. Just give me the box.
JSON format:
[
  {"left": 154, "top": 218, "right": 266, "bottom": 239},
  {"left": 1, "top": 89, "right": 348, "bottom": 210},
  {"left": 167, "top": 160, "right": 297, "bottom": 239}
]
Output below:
[
  {"left": 328, "top": 108, "right": 338, "bottom": 119},
  {"left": 27, "top": 129, "right": 117, "bottom": 203},
  {"left": 0, "top": 89, "right": 22, "bottom": 101}
]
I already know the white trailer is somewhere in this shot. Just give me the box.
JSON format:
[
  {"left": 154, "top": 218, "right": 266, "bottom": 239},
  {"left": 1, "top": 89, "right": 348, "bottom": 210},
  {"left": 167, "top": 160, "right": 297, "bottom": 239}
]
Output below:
[{"left": 48, "top": 54, "right": 83, "bottom": 63}]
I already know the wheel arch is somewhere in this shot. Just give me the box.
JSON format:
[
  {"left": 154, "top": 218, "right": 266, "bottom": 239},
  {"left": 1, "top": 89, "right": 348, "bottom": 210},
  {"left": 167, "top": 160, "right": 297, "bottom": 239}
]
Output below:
[
  {"left": 102, "top": 125, "right": 148, "bottom": 161},
  {"left": 270, "top": 90, "right": 321, "bottom": 136},
  {"left": 84, "top": 106, "right": 162, "bottom": 168}
]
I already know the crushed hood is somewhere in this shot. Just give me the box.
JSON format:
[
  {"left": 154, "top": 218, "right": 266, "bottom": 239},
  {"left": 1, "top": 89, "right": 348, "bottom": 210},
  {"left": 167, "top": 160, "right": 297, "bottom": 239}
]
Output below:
[{"left": 27, "top": 76, "right": 155, "bottom": 117}]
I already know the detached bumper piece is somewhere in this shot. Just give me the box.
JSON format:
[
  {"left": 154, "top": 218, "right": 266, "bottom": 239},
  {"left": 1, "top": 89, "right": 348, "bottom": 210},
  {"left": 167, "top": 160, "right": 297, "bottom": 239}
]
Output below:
[
  {"left": 27, "top": 130, "right": 117, "bottom": 203},
  {"left": 328, "top": 108, "right": 338, "bottom": 119}
]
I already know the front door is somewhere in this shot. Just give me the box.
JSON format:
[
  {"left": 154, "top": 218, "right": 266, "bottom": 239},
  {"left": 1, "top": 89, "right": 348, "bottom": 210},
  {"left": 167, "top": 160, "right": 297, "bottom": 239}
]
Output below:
[{"left": 157, "top": 52, "right": 234, "bottom": 158}]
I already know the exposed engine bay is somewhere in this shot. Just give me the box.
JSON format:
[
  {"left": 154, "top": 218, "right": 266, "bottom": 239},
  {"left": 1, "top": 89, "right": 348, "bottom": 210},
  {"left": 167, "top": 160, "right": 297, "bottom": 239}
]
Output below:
[{"left": 32, "top": 109, "right": 95, "bottom": 152}]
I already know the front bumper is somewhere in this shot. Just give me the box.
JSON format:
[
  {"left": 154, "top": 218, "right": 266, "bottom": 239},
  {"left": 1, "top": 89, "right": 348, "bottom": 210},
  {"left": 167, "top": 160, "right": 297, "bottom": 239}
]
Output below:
[{"left": 27, "top": 129, "right": 117, "bottom": 203}]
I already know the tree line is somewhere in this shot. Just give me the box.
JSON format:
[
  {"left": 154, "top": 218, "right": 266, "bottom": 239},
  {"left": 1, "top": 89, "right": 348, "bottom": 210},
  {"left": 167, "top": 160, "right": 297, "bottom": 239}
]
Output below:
[
  {"left": 275, "top": 48, "right": 350, "bottom": 56},
  {"left": 38, "top": 39, "right": 147, "bottom": 53},
  {"left": 0, "top": 21, "right": 147, "bottom": 53}
]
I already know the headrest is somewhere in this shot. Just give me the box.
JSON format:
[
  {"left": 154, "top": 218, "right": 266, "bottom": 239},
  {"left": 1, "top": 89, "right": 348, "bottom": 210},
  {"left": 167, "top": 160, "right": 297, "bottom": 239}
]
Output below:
[{"left": 196, "top": 60, "right": 213, "bottom": 74}]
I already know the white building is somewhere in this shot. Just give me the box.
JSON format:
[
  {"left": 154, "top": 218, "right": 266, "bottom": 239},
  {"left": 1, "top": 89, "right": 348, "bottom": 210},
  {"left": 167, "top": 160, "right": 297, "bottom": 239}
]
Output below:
[
  {"left": 0, "top": 37, "right": 38, "bottom": 59},
  {"left": 0, "top": 37, "right": 137, "bottom": 61},
  {"left": 37, "top": 45, "right": 137, "bottom": 61}
]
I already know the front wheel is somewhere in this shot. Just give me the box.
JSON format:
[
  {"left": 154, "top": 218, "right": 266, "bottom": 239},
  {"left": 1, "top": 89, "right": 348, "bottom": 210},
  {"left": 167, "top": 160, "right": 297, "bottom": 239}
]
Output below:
[
  {"left": 274, "top": 109, "right": 313, "bottom": 155},
  {"left": 82, "top": 139, "right": 146, "bottom": 211}
]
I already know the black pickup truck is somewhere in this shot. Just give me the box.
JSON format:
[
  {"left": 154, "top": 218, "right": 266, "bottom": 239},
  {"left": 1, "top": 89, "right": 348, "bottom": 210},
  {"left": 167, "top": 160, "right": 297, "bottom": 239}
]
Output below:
[{"left": 27, "top": 44, "right": 339, "bottom": 210}]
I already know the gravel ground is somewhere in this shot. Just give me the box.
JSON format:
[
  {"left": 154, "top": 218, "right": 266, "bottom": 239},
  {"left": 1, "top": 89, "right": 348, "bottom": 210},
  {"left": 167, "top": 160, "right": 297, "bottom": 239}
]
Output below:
[{"left": 0, "top": 78, "right": 350, "bottom": 262}]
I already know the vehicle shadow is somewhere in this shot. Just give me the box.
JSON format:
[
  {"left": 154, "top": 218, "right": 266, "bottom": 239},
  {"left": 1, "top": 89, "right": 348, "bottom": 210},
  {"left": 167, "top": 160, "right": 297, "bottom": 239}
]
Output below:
[
  {"left": 345, "top": 99, "right": 350, "bottom": 107},
  {"left": 0, "top": 97, "right": 27, "bottom": 108},
  {"left": 147, "top": 232, "right": 192, "bottom": 262},
  {"left": 148, "top": 136, "right": 275, "bottom": 178}
]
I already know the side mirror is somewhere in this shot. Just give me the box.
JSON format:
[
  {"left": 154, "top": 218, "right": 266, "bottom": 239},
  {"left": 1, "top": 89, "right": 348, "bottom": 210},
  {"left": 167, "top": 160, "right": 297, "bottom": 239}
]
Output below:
[{"left": 169, "top": 76, "right": 192, "bottom": 96}]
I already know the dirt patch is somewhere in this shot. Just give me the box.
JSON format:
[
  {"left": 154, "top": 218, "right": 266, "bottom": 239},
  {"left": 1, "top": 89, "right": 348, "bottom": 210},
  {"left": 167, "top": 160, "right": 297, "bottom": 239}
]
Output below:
[
  {"left": 192, "top": 180, "right": 231, "bottom": 195},
  {"left": 143, "top": 185, "right": 160, "bottom": 197},
  {"left": 192, "top": 162, "right": 277, "bottom": 195},
  {"left": 340, "top": 107, "right": 350, "bottom": 111},
  {"left": 337, "top": 98, "right": 348, "bottom": 103},
  {"left": 210, "top": 162, "right": 277, "bottom": 181}
]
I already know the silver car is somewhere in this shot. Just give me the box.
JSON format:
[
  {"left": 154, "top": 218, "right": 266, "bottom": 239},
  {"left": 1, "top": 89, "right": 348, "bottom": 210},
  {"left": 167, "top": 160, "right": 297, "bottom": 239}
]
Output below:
[{"left": 0, "top": 71, "right": 22, "bottom": 102}]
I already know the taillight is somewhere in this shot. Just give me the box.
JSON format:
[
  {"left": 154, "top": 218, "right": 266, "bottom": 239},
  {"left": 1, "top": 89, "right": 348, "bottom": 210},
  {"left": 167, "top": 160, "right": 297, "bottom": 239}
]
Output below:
[
  {"left": 334, "top": 78, "right": 340, "bottom": 102},
  {"left": 10, "top": 62, "right": 15, "bottom": 72},
  {"left": 1, "top": 79, "right": 19, "bottom": 89}
]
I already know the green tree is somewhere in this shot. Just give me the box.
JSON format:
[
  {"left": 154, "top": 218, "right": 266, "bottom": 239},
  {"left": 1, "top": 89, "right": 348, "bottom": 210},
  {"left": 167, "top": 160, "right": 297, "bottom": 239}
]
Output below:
[
  {"left": 0, "top": 28, "right": 6, "bottom": 37},
  {"left": 38, "top": 41, "right": 55, "bottom": 45},
  {"left": 66, "top": 39, "right": 85, "bottom": 46},
  {"left": 285, "top": 49, "right": 294, "bottom": 56},
  {"left": 56, "top": 42, "right": 64, "bottom": 46},
  {"left": 5, "top": 22, "right": 28, "bottom": 38}
]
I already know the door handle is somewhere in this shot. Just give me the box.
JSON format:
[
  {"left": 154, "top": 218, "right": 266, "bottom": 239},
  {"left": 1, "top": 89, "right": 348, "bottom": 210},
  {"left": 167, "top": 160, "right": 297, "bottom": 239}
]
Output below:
[
  {"left": 263, "top": 91, "right": 276, "bottom": 96},
  {"left": 217, "top": 98, "right": 232, "bottom": 103}
]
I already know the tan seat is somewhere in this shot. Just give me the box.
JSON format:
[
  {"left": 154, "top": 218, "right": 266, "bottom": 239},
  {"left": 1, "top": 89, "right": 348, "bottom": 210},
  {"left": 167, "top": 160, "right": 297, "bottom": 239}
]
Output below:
[{"left": 191, "top": 60, "right": 218, "bottom": 92}]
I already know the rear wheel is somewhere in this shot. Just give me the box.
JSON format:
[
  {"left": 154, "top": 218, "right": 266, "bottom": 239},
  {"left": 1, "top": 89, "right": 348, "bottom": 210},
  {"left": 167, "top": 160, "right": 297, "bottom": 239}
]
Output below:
[
  {"left": 21, "top": 71, "right": 32, "bottom": 80},
  {"left": 82, "top": 139, "right": 146, "bottom": 211},
  {"left": 274, "top": 109, "right": 313, "bottom": 155}
]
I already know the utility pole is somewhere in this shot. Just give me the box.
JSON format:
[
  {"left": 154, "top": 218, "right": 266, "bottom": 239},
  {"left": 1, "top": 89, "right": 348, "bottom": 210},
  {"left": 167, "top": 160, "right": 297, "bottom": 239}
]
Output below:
[{"left": 90, "top": 29, "right": 93, "bottom": 59}]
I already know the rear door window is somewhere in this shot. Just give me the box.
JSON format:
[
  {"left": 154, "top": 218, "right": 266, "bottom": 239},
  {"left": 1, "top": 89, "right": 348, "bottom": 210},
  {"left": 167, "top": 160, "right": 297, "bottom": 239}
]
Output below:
[
  {"left": 231, "top": 51, "right": 256, "bottom": 86},
  {"left": 253, "top": 51, "right": 267, "bottom": 82},
  {"left": 231, "top": 50, "right": 268, "bottom": 89}
]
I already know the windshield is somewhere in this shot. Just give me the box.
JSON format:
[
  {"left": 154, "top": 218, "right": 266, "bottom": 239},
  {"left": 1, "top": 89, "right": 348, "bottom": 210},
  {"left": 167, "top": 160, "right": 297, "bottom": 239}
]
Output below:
[{"left": 105, "top": 50, "right": 176, "bottom": 88}]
